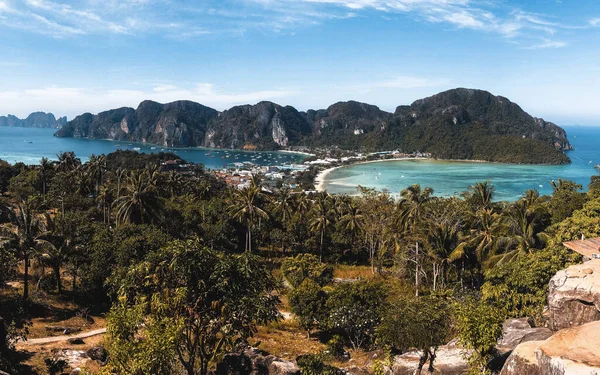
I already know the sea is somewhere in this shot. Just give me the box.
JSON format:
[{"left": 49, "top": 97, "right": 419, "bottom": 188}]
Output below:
[
  {"left": 1, "top": 126, "right": 599, "bottom": 201},
  {"left": 0, "top": 127, "right": 306, "bottom": 170},
  {"left": 320, "top": 126, "right": 600, "bottom": 201}
]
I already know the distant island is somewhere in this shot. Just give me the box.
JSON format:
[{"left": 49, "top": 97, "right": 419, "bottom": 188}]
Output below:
[
  {"left": 54, "top": 88, "right": 572, "bottom": 164},
  {"left": 0, "top": 112, "right": 67, "bottom": 129}
]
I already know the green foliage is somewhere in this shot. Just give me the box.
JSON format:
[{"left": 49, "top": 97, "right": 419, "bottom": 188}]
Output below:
[
  {"left": 280, "top": 253, "right": 334, "bottom": 288},
  {"left": 548, "top": 179, "right": 586, "bottom": 223},
  {"left": 326, "top": 280, "right": 387, "bottom": 350},
  {"left": 377, "top": 295, "right": 451, "bottom": 353},
  {"left": 296, "top": 354, "right": 341, "bottom": 375},
  {"left": 288, "top": 279, "right": 327, "bottom": 335},
  {"left": 482, "top": 245, "right": 579, "bottom": 321},
  {"left": 453, "top": 297, "right": 504, "bottom": 375},
  {"left": 106, "top": 238, "right": 280, "bottom": 375},
  {"left": 326, "top": 334, "right": 347, "bottom": 360}
]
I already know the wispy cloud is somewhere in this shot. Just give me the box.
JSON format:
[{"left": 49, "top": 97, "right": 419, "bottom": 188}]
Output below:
[{"left": 0, "top": 0, "right": 585, "bottom": 48}]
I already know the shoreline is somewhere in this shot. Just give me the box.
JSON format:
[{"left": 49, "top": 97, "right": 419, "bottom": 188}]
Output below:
[{"left": 312, "top": 156, "right": 569, "bottom": 192}]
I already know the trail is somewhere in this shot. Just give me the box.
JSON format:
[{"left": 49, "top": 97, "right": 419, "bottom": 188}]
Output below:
[{"left": 17, "top": 328, "right": 107, "bottom": 346}]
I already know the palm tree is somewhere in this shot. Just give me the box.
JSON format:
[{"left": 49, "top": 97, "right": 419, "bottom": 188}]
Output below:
[
  {"left": 308, "top": 192, "right": 334, "bottom": 262},
  {"left": 463, "top": 180, "right": 494, "bottom": 210},
  {"left": 398, "top": 184, "right": 435, "bottom": 230},
  {"left": 426, "top": 219, "right": 462, "bottom": 291},
  {"left": 456, "top": 208, "right": 502, "bottom": 270},
  {"left": 38, "top": 157, "right": 54, "bottom": 195},
  {"left": 166, "top": 170, "right": 185, "bottom": 197},
  {"left": 0, "top": 199, "right": 45, "bottom": 299},
  {"left": 114, "top": 167, "right": 127, "bottom": 200},
  {"left": 227, "top": 184, "right": 268, "bottom": 252},
  {"left": 86, "top": 154, "right": 107, "bottom": 195},
  {"left": 56, "top": 151, "right": 81, "bottom": 172},
  {"left": 114, "top": 170, "right": 160, "bottom": 225},
  {"left": 491, "top": 200, "right": 549, "bottom": 266},
  {"left": 398, "top": 184, "right": 435, "bottom": 296},
  {"left": 589, "top": 175, "right": 600, "bottom": 193},
  {"left": 36, "top": 214, "right": 74, "bottom": 294},
  {"left": 273, "top": 188, "right": 294, "bottom": 252},
  {"left": 340, "top": 200, "right": 364, "bottom": 252}
]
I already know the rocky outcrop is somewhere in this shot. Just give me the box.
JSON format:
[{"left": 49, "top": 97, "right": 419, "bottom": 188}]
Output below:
[
  {"left": 548, "top": 259, "right": 600, "bottom": 331},
  {"left": 52, "top": 89, "right": 571, "bottom": 162},
  {"left": 216, "top": 347, "right": 300, "bottom": 375},
  {"left": 0, "top": 112, "right": 66, "bottom": 128},
  {"left": 500, "top": 320, "right": 600, "bottom": 375},
  {"left": 204, "top": 101, "right": 311, "bottom": 150},
  {"left": 387, "top": 340, "right": 471, "bottom": 375},
  {"left": 56, "top": 101, "right": 218, "bottom": 147},
  {"left": 497, "top": 318, "right": 553, "bottom": 353}
]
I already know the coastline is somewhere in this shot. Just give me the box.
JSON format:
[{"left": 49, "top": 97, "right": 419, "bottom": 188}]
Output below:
[
  {"left": 312, "top": 156, "right": 568, "bottom": 193},
  {"left": 314, "top": 157, "right": 430, "bottom": 192}
]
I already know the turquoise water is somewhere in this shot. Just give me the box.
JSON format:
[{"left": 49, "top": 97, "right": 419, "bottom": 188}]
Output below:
[
  {"left": 322, "top": 126, "right": 600, "bottom": 201},
  {"left": 0, "top": 127, "right": 305, "bottom": 169}
]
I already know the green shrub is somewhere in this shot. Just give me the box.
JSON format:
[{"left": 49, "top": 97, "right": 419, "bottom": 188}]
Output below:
[
  {"left": 288, "top": 279, "right": 327, "bottom": 337},
  {"left": 280, "top": 254, "right": 333, "bottom": 288}
]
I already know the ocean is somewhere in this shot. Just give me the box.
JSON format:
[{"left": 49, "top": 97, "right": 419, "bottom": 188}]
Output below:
[
  {"left": 320, "top": 126, "right": 600, "bottom": 201},
  {"left": 0, "top": 127, "right": 305, "bottom": 169}
]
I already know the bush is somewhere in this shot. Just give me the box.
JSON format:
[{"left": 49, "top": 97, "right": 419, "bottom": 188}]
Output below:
[
  {"left": 326, "top": 334, "right": 347, "bottom": 360},
  {"left": 326, "top": 280, "right": 387, "bottom": 349},
  {"left": 288, "top": 279, "right": 327, "bottom": 336},
  {"left": 280, "top": 254, "right": 333, "bottom": 288},
  {"left": 296, "top": 354, "right": 341, "bottom": 375}
]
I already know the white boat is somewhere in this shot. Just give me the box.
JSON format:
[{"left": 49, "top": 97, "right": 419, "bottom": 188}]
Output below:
[{"left": 133, "top": 147, "right": 141, "bottom": 151}]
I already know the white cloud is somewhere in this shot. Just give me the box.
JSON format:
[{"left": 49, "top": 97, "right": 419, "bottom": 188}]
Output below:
[
  {"left": 522, "top": 38, "right": 567, "bottom": 50},
  {"left": 590, "top": 18, "right": 600, "bottom": 27}
]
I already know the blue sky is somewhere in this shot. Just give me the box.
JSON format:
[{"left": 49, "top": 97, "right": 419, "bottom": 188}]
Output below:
[{"left": 0, "top": 0, "right": 599, "bottom": 125}]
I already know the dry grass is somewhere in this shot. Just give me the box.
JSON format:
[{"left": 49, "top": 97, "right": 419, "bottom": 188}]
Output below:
[
  {"left": 250, "top": 318, "right": 326, "bottom": 361},
  {"left": 333, "top": 264, "right": 377, "bottom": 280},
  {"left": 17, "top": 335, "right": 106, "bottom": 375}
]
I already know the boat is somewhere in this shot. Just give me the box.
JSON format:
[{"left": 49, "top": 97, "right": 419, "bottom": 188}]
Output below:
[
  {"left": 595, "top": 165, "right": 600, "bottom": 170},
  {"left": 133, "top": 147, "right": 141, "bottom": 151},
  {"left": 150, "top": 147, "right": 156, "bottom": 150}
]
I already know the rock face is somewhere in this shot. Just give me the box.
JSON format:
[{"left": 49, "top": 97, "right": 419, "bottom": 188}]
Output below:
[
  {"left": 548, "top": 259, "right": 600, "bottom": 331},
  {"left": 500, "top": 320, "right": 600, "bottom": 375},
  {"left": 53, "top": 89, "right": 572, "bottom": 163},
  {"left": 388, "top": 341, "right": 471, "bottom": 375},
  {"left": 0, "top": 112, "right": 66, "bottom": 128},
  {"left": 204, "top": 102, "right": 311, "bottom": 150},
  {"left": 56, "top": 101, "right": 218, "bottom": 147},
  {"left": 497, "top": 318, "right": 553, "bottom": 353},
  {"left": 216, "top": 347, "right": 300, "bottom": 375}
]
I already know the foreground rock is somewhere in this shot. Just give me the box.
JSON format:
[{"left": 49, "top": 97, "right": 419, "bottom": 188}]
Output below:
[
  {"left": 216, "top": 347, "right": 300, "bottom": 375},
  {"left": 387, "top": 340, "right": 471, "bottom": 375},
  {"left": 500, "top": 320, "right": 600, "bottom": 375},
  {"left": 497, "top": 318, "right": 553, "bottom": 353},
  {"left": 548, "top": 259, "right": 600, "bottom": 331}
]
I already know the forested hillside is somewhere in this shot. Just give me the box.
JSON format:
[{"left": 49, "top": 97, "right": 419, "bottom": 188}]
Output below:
[
  {"left": 1, "top": 152, "right": 598, "bottom": 374},
  {"left": 55, "top": 89, "right": 572, "bottom": 164}
]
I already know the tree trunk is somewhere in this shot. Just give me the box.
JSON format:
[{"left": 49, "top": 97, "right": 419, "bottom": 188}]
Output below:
[
  {"left": 415, "top": 242, "right": 419, "bottom": 297},
  {"left": 72, "top": 266, "right": 77, "bottom": 292},
  {"left": 54, "top": 265, "right": 62, "bottom": 294},
  {"left": 415, "top": 349, "right": 429, "bottom": 375},
  {"left": 0, "top": 316, "right": 7, "bottom": 353},
  {"left": 319, "top": 228, "right": 324, "bottom": 263},
  {"left": 23, "top": 253, "right": 29, "bottom": 300}
]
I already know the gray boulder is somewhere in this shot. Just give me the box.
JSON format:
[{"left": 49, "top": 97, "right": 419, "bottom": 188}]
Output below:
[
  {"left": 548, "top": 259, "right": 600, "bottom": 331},
  {"left": 216, "top": 347, "right": 300, "bottom": 375},
  {"left": 497, "top": 318, "right": 553, "bottom": 353}
]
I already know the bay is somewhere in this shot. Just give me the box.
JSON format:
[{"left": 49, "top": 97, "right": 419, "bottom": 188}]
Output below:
[
  {"left": 321, "top": 126, "right": 600, "bottom": 201},
  {"left": 0, "top": 127, "right": 306, "bottom": 169}
]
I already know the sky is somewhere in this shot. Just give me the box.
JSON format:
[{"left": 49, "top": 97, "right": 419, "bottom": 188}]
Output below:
[{"left": 0, "top": 0, "right": 599, "bottom": 125}]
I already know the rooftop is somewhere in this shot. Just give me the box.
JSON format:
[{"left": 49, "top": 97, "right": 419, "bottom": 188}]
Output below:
[{"left": 563, "top": 237, "right": 600, "bottom": 258}]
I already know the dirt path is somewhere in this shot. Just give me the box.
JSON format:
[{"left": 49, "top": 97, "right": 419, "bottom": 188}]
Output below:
[{"left": 17, "top": 328, "right": 107, "bottom": 347}]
